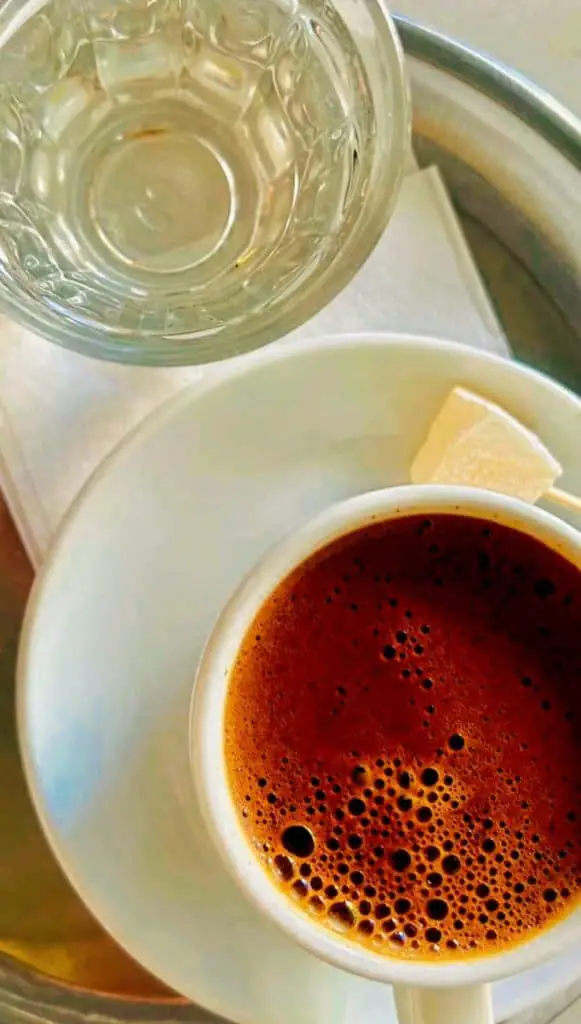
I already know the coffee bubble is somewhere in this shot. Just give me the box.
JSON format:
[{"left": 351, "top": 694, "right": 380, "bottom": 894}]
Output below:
[{"left": 282, "top": 825, "right": 315, "bottom": 858}]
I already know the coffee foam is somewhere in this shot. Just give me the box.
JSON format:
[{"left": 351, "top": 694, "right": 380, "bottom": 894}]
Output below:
[
  {"left": 237, "top": 752, "right": 577, "bottom": 955},
  {"left": 225, "top": 515, "right": 581, "bottom": 959}
]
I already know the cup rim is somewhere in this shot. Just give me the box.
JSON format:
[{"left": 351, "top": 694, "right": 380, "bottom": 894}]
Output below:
[{"left": 190, "top": 484, "right": 581, "bottom": 988}]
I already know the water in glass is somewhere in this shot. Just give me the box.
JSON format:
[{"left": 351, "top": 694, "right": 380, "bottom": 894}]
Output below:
[{"left": 0, "top": 0, "right": 376, "bottom": 344}]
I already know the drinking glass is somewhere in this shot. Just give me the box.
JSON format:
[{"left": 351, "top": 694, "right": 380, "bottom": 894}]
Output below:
[{"left": 0, "top": 0, "right": 408, "bottom": 365}]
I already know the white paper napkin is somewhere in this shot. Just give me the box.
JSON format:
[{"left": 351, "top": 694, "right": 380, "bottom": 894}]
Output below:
[{"left": 0, "top": 164, "right": 506, "bottom": 568}]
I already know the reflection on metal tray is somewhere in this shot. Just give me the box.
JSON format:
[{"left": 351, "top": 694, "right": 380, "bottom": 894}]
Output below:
[
  {"left": 398, "top": 16, "right": 581, "bottom": 391},
  {"left": 0, "top": 14, "right": 580, "bottom": 1024}
]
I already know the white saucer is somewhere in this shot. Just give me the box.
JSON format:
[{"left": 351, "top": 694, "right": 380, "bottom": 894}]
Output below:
[{"left": 18, "top": 336, "right": 581, "bottom": 1024}]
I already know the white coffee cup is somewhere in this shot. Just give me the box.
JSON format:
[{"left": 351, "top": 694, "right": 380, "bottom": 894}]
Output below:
[{"left": 190, "top": 485, "right": 581, "bottom": 1024}]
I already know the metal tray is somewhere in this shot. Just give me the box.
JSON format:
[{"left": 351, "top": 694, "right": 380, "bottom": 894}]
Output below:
[{"left": 1, "top": 16, "right": 580, "bottom": 1024}]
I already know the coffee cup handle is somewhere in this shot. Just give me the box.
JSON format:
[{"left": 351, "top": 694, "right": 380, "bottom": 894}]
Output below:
[{"left": 394, "top": 984, "right": 493, "bottom": 1024}]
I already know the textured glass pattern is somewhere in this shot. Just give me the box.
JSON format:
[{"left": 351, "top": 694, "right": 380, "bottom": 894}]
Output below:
[{"left": 0, "top": 0, "right": 408, "bottom": 363}]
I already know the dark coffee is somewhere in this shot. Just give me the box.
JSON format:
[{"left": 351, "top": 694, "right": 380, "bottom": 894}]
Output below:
[{"left": 224, "top": 514, "right": 581, "bottom": 959}]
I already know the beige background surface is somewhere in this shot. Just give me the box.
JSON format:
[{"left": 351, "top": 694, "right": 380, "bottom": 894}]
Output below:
[{"left": 395, "top": 0, "right": 581, "bottom": 116}]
